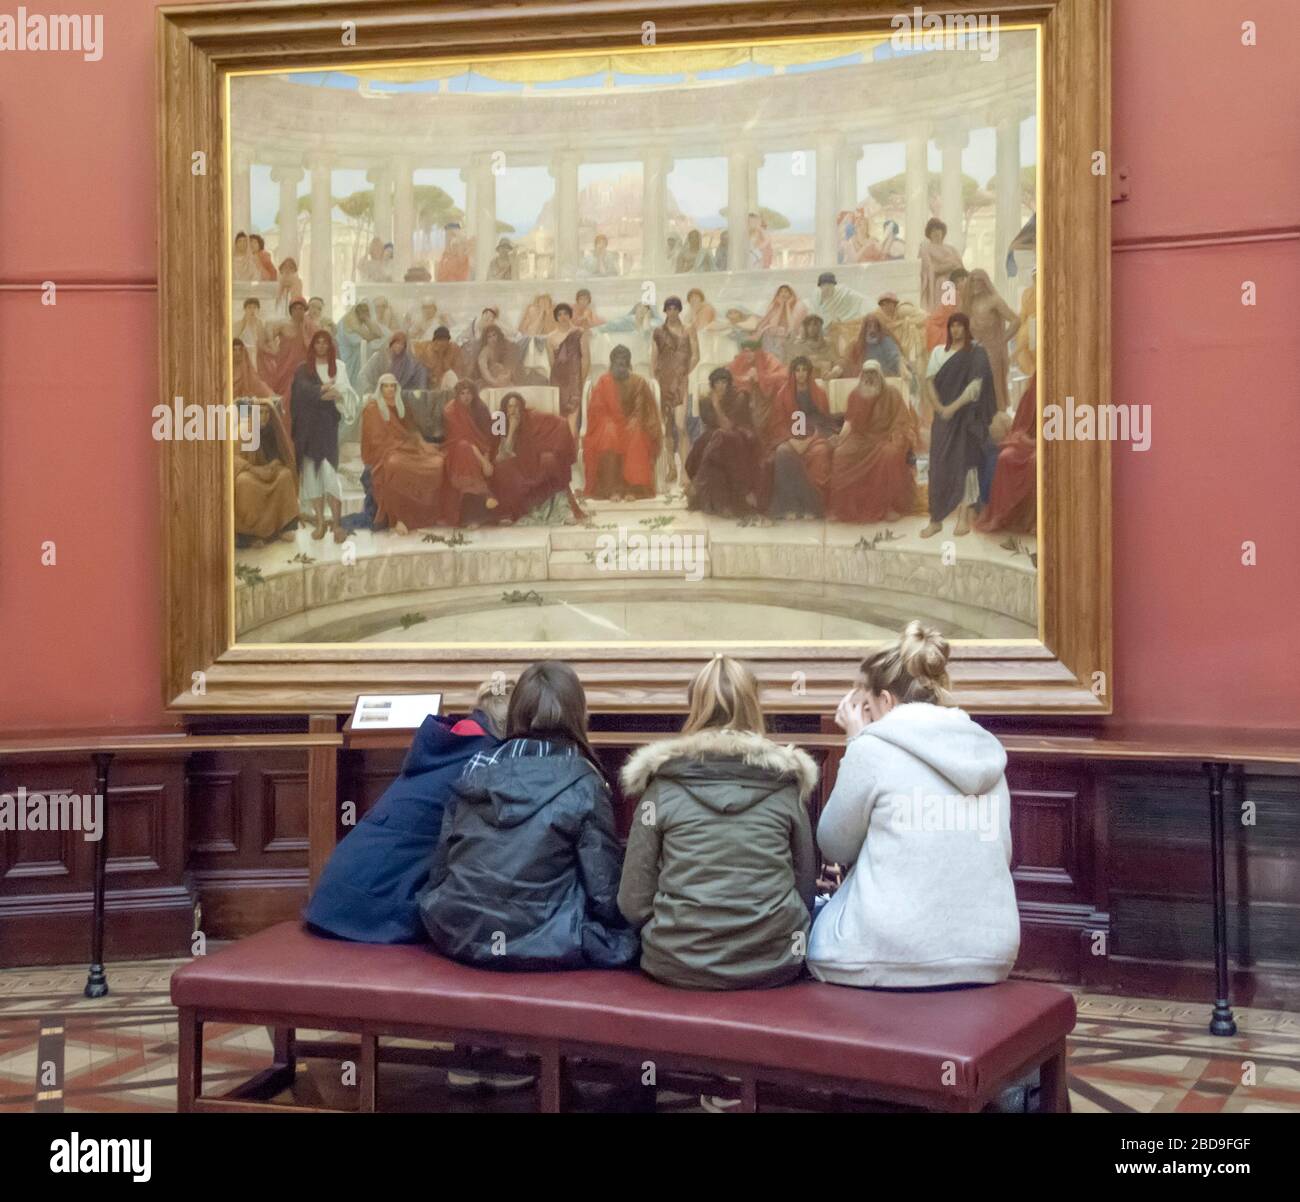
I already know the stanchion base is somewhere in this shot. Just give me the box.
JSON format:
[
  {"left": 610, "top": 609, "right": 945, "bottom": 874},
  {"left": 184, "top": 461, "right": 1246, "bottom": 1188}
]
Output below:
[
  {"left": 1209, "top": 1003, "right": 1237, "bottom": 1038},
  {"left": 84, "top": 967, "right": 109, "bottom": 999}
]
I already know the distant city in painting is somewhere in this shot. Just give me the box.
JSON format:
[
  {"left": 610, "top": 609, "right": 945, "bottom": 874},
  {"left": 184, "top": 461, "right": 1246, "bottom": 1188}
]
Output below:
[{"left": 226, "top": 30, "right": 1039, "bottom": 647}]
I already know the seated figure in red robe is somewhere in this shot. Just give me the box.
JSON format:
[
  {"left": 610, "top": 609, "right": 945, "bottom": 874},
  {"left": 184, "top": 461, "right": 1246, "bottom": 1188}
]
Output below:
[
  {"left": 582, "top": 346, "right": 661, "bottom": 500},
  {"left": 361, "top": 373, "right": 450, "bottom": 533},
  {"left": 828, "top": 360, "right": 919, "bottom": 523},
  {"left": 441, "top": 380, "right": 501, "bottom": 525},
  {"left": 684, "top": 368, "right": 763, "bottom": 518},
  {"left": 726, "top": 338, "right": 788, "bottom": 438},
  {"left": 490, "top": 392, "right": 581, "bottom": 523},
  {"left": 975, "top": 374, "right": 1037, "bottom": 534},
  {"left": 765, "top": 357, "right": 837, "bottom": 520}
]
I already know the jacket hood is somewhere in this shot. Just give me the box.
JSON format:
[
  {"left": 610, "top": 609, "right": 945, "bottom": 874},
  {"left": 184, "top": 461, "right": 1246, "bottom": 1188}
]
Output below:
[
  {"left": 621, "top": 728, "right": 819, "bottom": 810},
  {"left": 401, "top": 713, "right": 493, "bottom": 774},
  {"left": 859, "top": 703, "right": 1006, "bottom": 796},
  {"left": 460, "top": 753, "right": 599, "bottom": 827}
]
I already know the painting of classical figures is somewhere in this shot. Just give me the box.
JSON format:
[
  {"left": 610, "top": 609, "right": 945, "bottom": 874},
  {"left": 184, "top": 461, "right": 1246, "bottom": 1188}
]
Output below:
[{"left": 227, "top": 30, "right": 1040, "bottom": 647}]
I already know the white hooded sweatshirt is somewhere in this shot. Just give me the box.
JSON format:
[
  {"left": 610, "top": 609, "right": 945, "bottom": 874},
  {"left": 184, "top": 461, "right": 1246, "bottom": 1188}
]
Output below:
[{"left": 808, "top": 702, "right": 1020, "bottom": 987}]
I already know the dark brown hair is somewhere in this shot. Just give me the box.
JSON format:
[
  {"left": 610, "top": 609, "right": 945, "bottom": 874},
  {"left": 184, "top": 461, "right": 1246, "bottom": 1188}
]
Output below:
[
  {"left": 506, "top": 662, "right": 607, "bottom": 783},
  {"left": 945, "top": 311, "right": 972, "bottom": 351}
]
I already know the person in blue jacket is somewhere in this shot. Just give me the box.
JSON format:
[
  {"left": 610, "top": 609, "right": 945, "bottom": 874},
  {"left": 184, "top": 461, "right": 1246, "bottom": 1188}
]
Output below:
[{"left": 304, "top": 680, "right": 511, "bottom": 943}]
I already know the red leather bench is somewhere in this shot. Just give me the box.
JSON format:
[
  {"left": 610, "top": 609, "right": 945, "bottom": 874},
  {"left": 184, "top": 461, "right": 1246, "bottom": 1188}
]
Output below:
[{"left": 170, "top": 921, "right": 1075, "bottom": 1113}]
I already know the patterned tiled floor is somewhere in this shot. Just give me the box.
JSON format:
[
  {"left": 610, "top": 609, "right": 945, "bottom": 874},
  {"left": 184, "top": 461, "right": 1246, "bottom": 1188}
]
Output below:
[{"left": 3, "top": 955, "right": 1298, "bottom": 1113}]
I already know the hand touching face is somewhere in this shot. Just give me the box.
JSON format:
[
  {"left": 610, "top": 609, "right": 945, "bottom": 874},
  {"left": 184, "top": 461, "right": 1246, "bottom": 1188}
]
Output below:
[{"left": 834, "top": 686, "right": 870, "bottom": 738}]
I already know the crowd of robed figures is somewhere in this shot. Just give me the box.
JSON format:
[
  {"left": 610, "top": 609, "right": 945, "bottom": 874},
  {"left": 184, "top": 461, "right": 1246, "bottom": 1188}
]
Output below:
[{"left": 230, "top": 216, "right": 1037, "bottom": 548}]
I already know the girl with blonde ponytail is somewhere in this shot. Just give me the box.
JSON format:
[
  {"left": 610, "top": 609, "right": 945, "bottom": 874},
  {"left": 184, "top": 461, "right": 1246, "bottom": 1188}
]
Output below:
[
  {"left": 810, "top": 622, "right": 1021, "bottom": 988},
  {"left": 618, "top": 655, "right": 818, "bottom": 992}
]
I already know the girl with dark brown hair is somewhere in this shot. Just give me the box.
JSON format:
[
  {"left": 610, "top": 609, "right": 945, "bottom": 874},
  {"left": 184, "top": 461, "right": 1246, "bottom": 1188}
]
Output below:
[{"left": 419, "top": 662, "right": 636, "bottom": 970}]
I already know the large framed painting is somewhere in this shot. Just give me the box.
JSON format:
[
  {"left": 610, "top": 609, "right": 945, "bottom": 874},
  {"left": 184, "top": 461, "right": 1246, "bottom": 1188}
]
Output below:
[{"left": 159, "top": 0, "right": 1111, "bottom": 715}]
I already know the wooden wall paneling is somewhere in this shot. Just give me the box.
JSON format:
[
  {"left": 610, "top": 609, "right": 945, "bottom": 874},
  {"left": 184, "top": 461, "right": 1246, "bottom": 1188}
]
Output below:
[
  {"left": 259, "top": 766, "right": 310, "bottom": 855},
  {"left": 1097, "top": 764, "right": 1300, "bottom": 1009},
  {"left": 1005, "top": 755, "right": 1096, "bottom": 983},
  {"left": 187, "top": 747, "right": 311, "bottom": 939},
  {"left": 0, "top": 756, "right": 193, "bottom": 968}
]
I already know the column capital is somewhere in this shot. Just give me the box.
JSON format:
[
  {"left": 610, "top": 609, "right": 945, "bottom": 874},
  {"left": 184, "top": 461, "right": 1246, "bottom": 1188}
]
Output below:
[
  {"left": 936, "top": 122, "right": 969, "bottom": 152},
  {"left": 365, "top": 163, "right": 390, "bottom": 184},
  {"left": 991, "top": 102, "right": 1023, "bottom": 132},
  {"left": 269, "top": 164, "right": 304, "bottom": 184},
  {"left": 306, "top": 151, "right": 333, "bottom": 174}
]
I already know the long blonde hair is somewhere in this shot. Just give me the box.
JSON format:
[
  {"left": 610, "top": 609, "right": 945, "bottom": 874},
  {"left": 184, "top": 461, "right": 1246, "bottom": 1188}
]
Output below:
[
  {"left": 682, "top": 655, "right": 766, "bottom": 736},
  {"left": 860, "top": 621, "right": 952, "bottom": 705}
]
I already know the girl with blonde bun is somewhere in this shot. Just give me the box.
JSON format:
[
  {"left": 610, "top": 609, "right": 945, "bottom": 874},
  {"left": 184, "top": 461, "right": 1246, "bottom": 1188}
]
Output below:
[{"left": 808, "top": 621, "right": 1020, "bottom": 988}]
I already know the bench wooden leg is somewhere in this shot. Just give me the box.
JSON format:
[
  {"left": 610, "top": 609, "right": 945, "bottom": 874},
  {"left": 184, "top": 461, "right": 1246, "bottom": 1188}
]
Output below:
[
  {"left": 358, "top": 1033, "right": 378, "bottom": 1113},
  {"left": 537, "top": 1044, "right": 563, "bottom": 1113},
  {"left": 271, "top": 1026, "right": 296, "bottom": 1073},
  {"left": 177, "top": 1010, "right": 202, "bottom": 1112},
  {"left": 1038, "top": 1045, "right": 1071, "bottom": 1113},
  {"left": 739, "top": 1076, "right": 759, "bottom": 1113}
]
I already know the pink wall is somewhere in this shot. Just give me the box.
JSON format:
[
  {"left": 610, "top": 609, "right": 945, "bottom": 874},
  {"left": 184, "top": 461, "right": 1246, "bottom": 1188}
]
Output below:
[{"left": 1, "top": 0, "right": 1297, "bottom": 731}]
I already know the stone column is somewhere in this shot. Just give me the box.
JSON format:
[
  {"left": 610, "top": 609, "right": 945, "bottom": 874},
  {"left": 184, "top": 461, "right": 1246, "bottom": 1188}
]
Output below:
[
  {"left": 813, "top": 133, "right": 841, "bottom": 264},
  {"left": 726, "top": 148, "right": 749, "bottom": 269},
  {"left": 232, "top": 147, "right": 252, "bottom": 237},
  {"left": 642, "top": 146, "right": 669, "bottom": 275},
  {"left": 459, "top": 164, "right": 477, "bottom": 251},
  {"left": 937, "top": 124, "right": 968, "bottom": 252},
  {"left": 554, "top": 150, "right": 580, "bottom": 279},
  {"left": 904, "top": 128, "right": 929, "bottom": 258},
  {"left": 994, "top": 108, "right": 1022, "bottom": 288},
  {"left": 474, "top": 154, "right": 498, "bottom": 282},
  {"left": 392, "top": 156, "right": 414, "bottom": 276},
  {"left": 837, "top": 141, "right": 861, "bottom": 214},
  {"left": 367, "top": 164, "right": 392, "bottom": 244},
  {"left": 270, "top": 164, "right": 304, "bottom": 261},
  {"left": 306, "top": 152, "right": 334, "bottom": 309}
]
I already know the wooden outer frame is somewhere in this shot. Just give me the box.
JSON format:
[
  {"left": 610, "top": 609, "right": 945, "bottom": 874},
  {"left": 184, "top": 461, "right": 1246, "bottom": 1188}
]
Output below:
[{"left": 159, "top": 0, "right": 1111, "bottom": 715}]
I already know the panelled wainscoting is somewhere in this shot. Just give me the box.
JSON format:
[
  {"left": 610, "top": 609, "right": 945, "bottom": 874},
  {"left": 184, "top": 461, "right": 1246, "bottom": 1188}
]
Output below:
[{"left": 1, "top": 719, "right": 1297, "bottom": 1013}]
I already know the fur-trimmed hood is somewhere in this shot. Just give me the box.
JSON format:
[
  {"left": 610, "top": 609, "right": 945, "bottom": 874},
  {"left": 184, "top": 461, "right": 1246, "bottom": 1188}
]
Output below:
[{"left": 621, "top": 727, "right": 819, "bottom": 802}]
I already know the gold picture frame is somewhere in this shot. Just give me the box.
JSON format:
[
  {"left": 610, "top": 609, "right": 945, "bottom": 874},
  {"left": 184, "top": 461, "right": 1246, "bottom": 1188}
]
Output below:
[{"left": 159, "top": 0, "right": 1111, "bottom": 715}]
